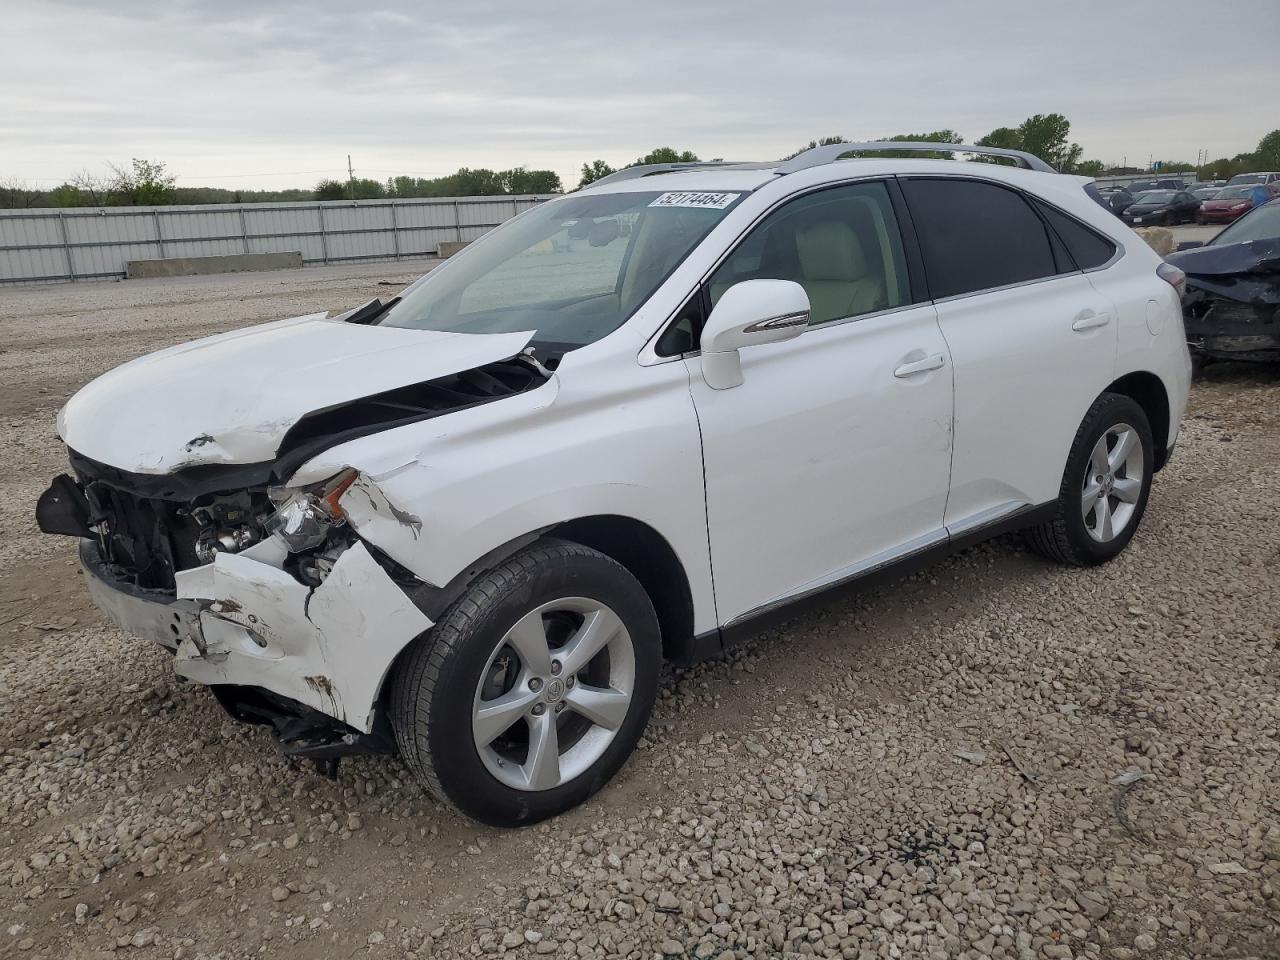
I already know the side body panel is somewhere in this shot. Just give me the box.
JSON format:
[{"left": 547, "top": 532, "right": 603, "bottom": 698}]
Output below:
[
  {"left": 1024, "top": 175, "right": 1191, "bottom": 455},
  {"left": 1093, "top": 254, "right": 1191, "bottom": 453}
]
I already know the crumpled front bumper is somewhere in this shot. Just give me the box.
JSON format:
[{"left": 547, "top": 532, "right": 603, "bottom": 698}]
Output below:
[{"left": 80, "top": 537, "right": 433, "bottom": 733}]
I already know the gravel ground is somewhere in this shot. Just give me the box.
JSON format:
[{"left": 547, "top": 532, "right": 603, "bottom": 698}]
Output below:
[{"left": 0, "top": 264, "right": 1277, "bottom": 960}]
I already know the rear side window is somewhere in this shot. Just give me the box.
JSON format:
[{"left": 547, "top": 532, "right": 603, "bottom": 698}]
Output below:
[
  {"left": 901, "top": 178, "right": 1059, "bottom": 299},
  {"left": 1033, "top": 200, "right": 1118, "bottom": 270}
]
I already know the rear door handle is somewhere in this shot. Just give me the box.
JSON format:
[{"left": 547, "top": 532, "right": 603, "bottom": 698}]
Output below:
[
  {"left": 893, "top": 353, "right": 946, "bottom": 378},
  {"left": 1072, "top": 310, "right": 1112, "bottom": 332}
]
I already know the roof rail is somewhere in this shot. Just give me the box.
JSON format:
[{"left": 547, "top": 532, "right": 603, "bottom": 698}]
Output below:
[
  {"left": 775, "top": 141, "right": 1058, "bottom": 175},
  {"left": 586, "top": 161, "right": 761, "bottom": 188}
]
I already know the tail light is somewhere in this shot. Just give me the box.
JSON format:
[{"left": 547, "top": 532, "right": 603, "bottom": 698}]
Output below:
[{"left": 1156, "top": 262, "right": 1186, "bottom": 297}]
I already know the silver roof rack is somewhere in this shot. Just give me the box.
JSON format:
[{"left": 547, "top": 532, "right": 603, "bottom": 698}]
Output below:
[
  {"left": 586, "top": 161, "right": 769, "bottom": 188},
  {"left": 775, "top": 141, "right": 1058, "bottom": 175}
]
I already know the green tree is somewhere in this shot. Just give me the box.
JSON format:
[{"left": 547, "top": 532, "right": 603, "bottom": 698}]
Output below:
[
  {"left": 975, "top": 115, "right": 1084, "bottom": 171},
  {"left": 578, "top": 159, "right": 617, "bottom": 188},
  {"left": 861, "top": 130, "right": 963, "bottom": 159},
  {"left": 108, "top": 158, "right": 177, "bottom": 205},
  {"left": 1254, "top": 129, "right": 1280, "bottom": 169},
  {"left": 1019, "top": 114, "right": 1082, "bottom": 170},
  {"left": 0, "top": 178, "right": 42, "bottom": 208},
  {"left": 501, "top": 167, "right": 562, "bottom": 194},
  {"left": 1075, "top": 159, "right": 1105, "bottom": 177},
  {"left": 49, "top": 184, "right": 84, "bottom": 206},
  {"left": 783, "top": 136, "right": 849, "bottom": 160},
  {"left": 634, "top": 147, "right": 700, "bottom": 165},
  {"left": 975, "top": 127, "right": 1020, "bottom": 151},
  {"left": 314, "top": 178, "right": 347, "bottom": 201}
]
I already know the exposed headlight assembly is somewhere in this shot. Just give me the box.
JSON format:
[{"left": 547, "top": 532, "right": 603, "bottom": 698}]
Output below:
[{"left": 263, "top": 469, "right": 357, "bottom": 553}]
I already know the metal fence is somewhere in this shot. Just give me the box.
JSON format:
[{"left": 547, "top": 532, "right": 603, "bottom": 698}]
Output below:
[{"left": 0, "top": 194, "right": 555, "bottom": 284}]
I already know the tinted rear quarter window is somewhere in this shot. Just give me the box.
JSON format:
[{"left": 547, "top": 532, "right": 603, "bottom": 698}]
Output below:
[
  {"left": 1033, "top": 200, "right": 1118, "bottom": 270},
  {"left": 901, "top": 178, "right": 1058, "bottom": 299}
]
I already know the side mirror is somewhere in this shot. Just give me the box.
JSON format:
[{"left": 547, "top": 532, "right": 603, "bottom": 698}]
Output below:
[
  {"left": 699, "top": 279, "right": 810, "bottom": 390},
  {"left": 1176, "top": 241, "right": 1204, "bottom": 251}
]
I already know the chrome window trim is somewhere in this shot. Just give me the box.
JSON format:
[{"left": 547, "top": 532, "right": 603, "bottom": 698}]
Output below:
[
  {"left": 930, "top": 269, "right": 1083, "bottom": 307},
  {"left": 665, "top": 300, "right": 932, "bottom": 362}
]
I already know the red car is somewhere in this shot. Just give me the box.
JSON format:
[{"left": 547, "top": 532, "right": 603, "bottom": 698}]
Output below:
[{"left": 1198, "top": 184, "right": 1279, "bottom": 224}]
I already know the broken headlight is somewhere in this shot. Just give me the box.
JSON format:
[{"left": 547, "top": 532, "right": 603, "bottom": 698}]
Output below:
[{"left": 263, "top": 469, "right": 357, "bottom": 553}]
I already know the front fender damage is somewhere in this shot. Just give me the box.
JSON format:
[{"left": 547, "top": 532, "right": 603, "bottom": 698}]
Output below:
[{"left": 174, "top": 542, "right": 432, "bottom": 733}]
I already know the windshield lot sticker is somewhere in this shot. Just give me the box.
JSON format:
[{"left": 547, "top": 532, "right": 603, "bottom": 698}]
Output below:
[{"left": 649, "top": 192, "right": 740, "bottom": 210}]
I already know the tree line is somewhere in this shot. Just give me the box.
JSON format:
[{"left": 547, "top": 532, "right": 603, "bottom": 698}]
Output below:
[
  {"left": 4, "top": 122, "right": 1278, "bottom": 209},
  {"left": 577, "top": 121, "right": 1280, "bottom": 187},
  {"left": 0, "top": 160, "right": 565, "bottom": 209},
  {"left": 314, "top": 166, "right": 562, "bottom": 201}
]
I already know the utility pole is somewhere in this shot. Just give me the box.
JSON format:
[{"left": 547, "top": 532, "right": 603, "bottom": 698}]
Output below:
[{"left": 347, "top": 154, "right": 356, "bottom": 201}]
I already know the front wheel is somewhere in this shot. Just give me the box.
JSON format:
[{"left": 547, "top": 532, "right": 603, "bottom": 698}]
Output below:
[
  {"left": 1027, "top": 393, "right": 1154, "bottom": 566},
  {"left": 390, "top": 540, "right": 661, "bottom": 826}
]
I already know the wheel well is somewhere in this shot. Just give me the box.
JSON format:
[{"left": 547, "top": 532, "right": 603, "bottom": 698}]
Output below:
[
  {"left": 1105, "top": 371, "right": 1171, "bottom": 471},
  {"left": 552, "top": 515, "right": 696, "bottom": 662}
]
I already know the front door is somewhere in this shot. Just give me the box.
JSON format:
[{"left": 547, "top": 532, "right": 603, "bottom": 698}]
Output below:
[{"left": 685, "top": 180, "right": 954, "bottom": 627}]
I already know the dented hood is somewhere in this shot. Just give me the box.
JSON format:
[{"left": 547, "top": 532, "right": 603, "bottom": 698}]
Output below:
[{"left": 58, "top": 313, "right": 534, "bottom": 474}]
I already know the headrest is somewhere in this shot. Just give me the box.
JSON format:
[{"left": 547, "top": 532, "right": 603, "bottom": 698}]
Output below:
[{"left": 794, "top": 218, "right": 868, "bottom": 282}]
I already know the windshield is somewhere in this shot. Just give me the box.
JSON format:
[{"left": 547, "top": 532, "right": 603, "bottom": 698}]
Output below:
[
  {"left": 1230, "top": 174, "right": 1264, "bottom": 184},
  {"left": 377, "top": 189, "right": 746, "bottom": 356},
  {"left": 1210, "top": 202, "right": 1280, "bottom": 246},
  {"left": 1135, "top": 191, "right": 1175, "bottom": 204},
  {"left": 1215, "top": 187, "right": 1255, "bottom": 200}
]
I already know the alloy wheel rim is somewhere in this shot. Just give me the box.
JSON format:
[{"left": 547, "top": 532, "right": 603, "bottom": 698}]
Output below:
[
  {"left": 1081, "top": 422, "right": 1144, "bottom": 543},
  {"left": 471, "top": 597, "right": 635, "bottom": 792}
]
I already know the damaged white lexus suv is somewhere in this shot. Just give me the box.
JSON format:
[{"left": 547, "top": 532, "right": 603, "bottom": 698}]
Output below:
[{"left": 38, "top": 143, "right": 1191, "bottom": 825}]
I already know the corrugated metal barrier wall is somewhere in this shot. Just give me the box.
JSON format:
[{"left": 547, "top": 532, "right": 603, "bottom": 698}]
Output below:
[{"left": 0, "top": 194, "right": 555, "bottom": 284}]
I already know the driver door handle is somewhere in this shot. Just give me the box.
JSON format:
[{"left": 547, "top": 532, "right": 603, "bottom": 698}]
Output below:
[{"left": 893, "top": 353, "right": 946, "bottom": 378}]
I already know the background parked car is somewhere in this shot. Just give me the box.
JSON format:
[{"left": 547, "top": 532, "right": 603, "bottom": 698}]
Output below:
[
  {"left": 1097, "top": 188, "right": 1134, "bottom": 215},
  {"left": 1127, "top": 180, "right": 1159, "bottom": 194},
  {"left": 1227, "top": 171, "right": 1280, "bottom": 186},
  {"left": 1198, "top": 184, "right": 1279, "bottom": 224},
  {"left": 1191, "top": 184, "right": 1224, "bottom": 201},
  {"left": 1154, "top": 178, "right": 1187, "bottom": 190},
  {"left": 1120, "top": 189, "right": 1201, "bottom": 225}
]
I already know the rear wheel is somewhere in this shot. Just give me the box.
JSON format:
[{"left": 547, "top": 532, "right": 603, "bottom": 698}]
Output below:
[
  {"left": 1028, "top": 393, "right": 1154, "bottom": 566},
  {"left": 390, "top": 540, "right": 660, "bottom": 826}
]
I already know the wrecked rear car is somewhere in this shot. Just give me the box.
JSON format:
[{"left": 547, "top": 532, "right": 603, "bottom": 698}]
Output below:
[{"left": 1167, "top": 201, "right": 1280, "bottom": 367}]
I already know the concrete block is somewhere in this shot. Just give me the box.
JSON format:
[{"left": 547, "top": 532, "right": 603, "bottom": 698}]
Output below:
[
  {"left": 126, "top": 251, "right": 303, "bottom": 279},
  {"left": 437, "top": 240, "right": 472, "bottom": 258}
]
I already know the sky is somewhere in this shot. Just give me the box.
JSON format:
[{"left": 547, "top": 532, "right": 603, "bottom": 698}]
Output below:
[{"left": 3, "top": 0, "right": 1278, "bottom": 192}]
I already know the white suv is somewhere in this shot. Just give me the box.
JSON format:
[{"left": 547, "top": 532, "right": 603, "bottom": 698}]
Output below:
[{"left": 38, "top": 142, "right": 1191, "bottom": 825}]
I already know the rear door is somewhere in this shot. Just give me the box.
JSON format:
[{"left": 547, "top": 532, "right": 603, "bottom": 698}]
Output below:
[{"left": 899, "top": 176, "right": 1119, "bottom": 532}]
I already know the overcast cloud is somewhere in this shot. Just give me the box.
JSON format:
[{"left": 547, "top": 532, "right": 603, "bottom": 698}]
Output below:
[{"left": 3, "top": 0, "right": 1277, "bottom": 191}]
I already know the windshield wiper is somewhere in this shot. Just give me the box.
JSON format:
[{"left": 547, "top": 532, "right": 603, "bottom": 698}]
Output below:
[{"left": 341, "top": 297, "right": 402, "bottom": 325}]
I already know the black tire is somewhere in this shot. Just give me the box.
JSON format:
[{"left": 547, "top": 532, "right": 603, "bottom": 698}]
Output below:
[
  {"left": 1027, "top": 393, "right": 1154, "bottom": 566},
  {"left": 390, "top": 539, "right": 661, "bottom": 826}
]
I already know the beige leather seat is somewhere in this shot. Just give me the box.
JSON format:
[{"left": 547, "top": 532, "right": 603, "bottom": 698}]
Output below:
[{"left": 793, "top": 219, "right": 886, "bottom": 323}]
